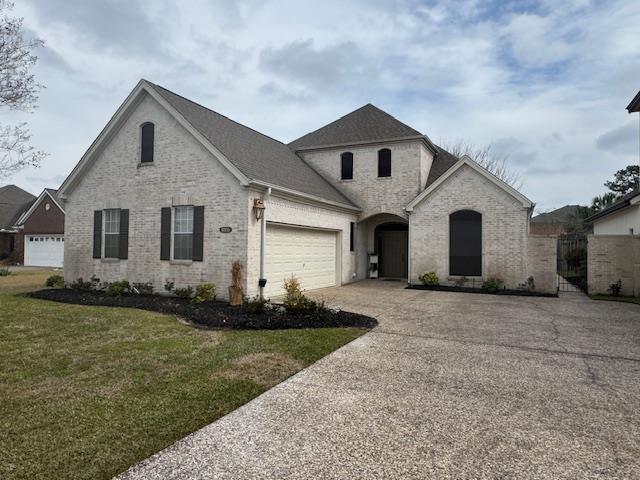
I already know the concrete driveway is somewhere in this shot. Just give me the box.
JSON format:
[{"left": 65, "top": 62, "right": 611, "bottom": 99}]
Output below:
[{"left": 118, "top": 281, "right": 640, "bottom": 479}]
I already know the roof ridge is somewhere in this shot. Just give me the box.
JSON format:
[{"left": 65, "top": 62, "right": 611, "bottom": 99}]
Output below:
[{"left": 148, "top": 82, "right": 290, "bottom": 148}]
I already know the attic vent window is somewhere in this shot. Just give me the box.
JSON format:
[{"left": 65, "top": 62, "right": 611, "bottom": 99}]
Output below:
[{"left": 141, "top": 122, "right": 155, "bottom": 163}]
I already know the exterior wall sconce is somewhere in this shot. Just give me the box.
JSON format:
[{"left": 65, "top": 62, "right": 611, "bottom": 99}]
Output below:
[{"left": 253, "top": 198, "right": 265, "bottom": 221}]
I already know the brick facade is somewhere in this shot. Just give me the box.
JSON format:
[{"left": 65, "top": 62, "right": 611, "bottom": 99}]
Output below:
[
  {"left": 588, "top": 235, "right": 640, "bottom": 296},
  {"left": 408, "top": 165, "right": 556, "bottom": 293}
]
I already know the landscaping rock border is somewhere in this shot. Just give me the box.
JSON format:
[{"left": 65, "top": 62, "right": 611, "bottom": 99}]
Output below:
[
  {"left": 28, "top": 289, "right": 378, "bottom": 330},
  {"left": 407, "top": 284, "right": 558, "bottom": 297}
]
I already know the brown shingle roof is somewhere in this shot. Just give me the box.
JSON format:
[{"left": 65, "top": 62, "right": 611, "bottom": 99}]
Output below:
[{"left": 0, "top": 185, "right": 35, "bottom": 229}]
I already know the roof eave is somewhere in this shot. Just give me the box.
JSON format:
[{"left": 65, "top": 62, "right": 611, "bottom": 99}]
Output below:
[
  {"left": 248, "top": 180, "right": 361, "bottom": 213},
  {"left": 292, "top": 135, "right": 438, "bottom": 154}
]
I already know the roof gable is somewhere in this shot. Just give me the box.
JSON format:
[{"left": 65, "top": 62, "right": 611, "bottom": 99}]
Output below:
[
  {"left": 289, "top": 103, "right": 434, "bottom": 151},
  {"left": 0, "top": 185, "right": 35, "bottom": 230},
  {"left": 58, "top": 80, "right": 356, "bottom": 209},
  {"left": 14, "top": 189, "right": 65, "bottom": 226},
  {"left": 425, "top": 147, "right": 459, "bottom": 187},
  {"left": 406, "top": 156, "right": 533, "bottom": 212},
  {"left": 627, "top": 90, "right": 640, "bottom": 113}
]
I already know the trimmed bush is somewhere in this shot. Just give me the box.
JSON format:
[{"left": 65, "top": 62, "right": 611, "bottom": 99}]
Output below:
[
  {"left": 482, "top": 277, "right": 504, "bottom": 293},
  {"left": 45, "top": 274, "right": 65, "bottom": 288},
  {"left": 174, "top": 286, "right": 194, "bottom": 299},
  {"left": 70, "top": 278, "right": 93, "bottom": 291},
  {"left": 608, "top": 280, "right": 622, "bottom": 296},
  {"left": 243, "top": 295, "right": 269, "bottom": 313},
  {"left": 282, "top": 275, "right": 321, "bottom": 314},
  {"left": 419, "top": 271, "right": 439, "bottom": 286},
  {"left": 193, "top": 283, "right": 216, "bottom": 303},
  {"left": 0, "top": 267, "right": 11, "bottom": 277},
  {"left": 164, "top": 279, "right": 175, "bottom": 293},
  {"left": 105, "top": 280, "right": 130, "bottom": 296}
]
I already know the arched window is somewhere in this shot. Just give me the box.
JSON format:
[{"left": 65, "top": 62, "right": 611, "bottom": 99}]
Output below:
[
  {"left": 378, "top": 148, "right": 391, "bottom": 177},
  {"left": 341, "top": 152, "right": 353, "bottom": 180},
  {"left": 140, "top": 122, "right": 155, "bottom": 163},
  {"left": 449, "top": 210, "right": 482, "bottom": 276}
]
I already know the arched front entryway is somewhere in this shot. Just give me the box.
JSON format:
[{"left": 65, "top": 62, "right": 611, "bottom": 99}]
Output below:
[{"left": 375, "top": 222, "right": 408, "bottom": 278}]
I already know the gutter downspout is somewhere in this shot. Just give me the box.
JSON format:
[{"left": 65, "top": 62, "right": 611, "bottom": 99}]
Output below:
[
  {"left": 259, "top": 187, "right": 271, "bottom": 299},
  {"left": 407, "top": 210, "right": 412, "bottom": 286}
]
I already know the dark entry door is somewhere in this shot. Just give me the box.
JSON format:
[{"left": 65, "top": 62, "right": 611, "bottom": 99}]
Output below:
[{"left": 379, "top": 230, "right": 408, "bottom": 278}]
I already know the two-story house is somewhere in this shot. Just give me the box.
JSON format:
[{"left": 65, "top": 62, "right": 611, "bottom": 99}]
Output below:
[{"left": 58, "top": 80, "right": 557, "bottom": 297}]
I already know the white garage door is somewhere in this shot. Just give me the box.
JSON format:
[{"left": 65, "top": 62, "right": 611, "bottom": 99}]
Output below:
[
  {"left": 24, "top": 235, "right": 64, "bottom": 267},
  {"left": 265, "top": 224, "right": 338, "bottom": 298}
]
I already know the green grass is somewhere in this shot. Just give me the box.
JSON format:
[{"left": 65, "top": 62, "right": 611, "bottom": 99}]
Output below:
[
  {"left": 590, "top": 294, "right": 640, "bottom": 305},
  {"left": 0, "top": 270, "right": 366, "bottom": 480}
]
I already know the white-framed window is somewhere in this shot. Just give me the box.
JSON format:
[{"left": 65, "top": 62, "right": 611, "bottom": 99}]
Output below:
[
  {"left": 173, "top": 206, "right": 194, "bottom": 260},
  {"left": 103, "top": 208, "right": 120, "bottom": 258}
]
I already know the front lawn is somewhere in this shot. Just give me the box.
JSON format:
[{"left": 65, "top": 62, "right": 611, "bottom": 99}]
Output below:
[
  {"left": 590, "top": 294, "right": 640, "bottom": 305},
  {"left": 0, "top": 270, "right": 366, "bottom": 480}
]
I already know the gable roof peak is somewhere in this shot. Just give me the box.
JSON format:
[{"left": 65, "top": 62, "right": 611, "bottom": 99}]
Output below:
[{"left": 288, "top": 102, "right": 432, "bottom": 151}]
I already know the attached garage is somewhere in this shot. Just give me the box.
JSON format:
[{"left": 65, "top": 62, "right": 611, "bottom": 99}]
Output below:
[
  {"left": 265, "top": 223, "right": 339, "bottom": 298},
  {"left": 24, "top": 235, "right": 64, "bottom": 267}
]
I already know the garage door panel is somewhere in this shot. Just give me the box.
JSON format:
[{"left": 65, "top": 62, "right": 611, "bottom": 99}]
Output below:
[
  {"left": 24, "top": 235, "right": 64, "bottom": 267},
  {"left": 265, "top": 224, "right": 337, "bottom": 298}
]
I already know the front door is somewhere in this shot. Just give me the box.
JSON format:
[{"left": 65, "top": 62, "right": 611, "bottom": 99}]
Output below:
[{"left": 379, "top": 230, "right": 408, "bottom": 278}]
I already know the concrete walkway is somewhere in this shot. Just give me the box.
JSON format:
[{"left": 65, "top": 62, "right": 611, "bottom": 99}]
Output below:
[{"left": 118, "top": 281, "right": 640, "bottom": 479}]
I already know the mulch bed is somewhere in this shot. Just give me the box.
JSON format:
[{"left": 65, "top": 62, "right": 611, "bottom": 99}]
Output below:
[
  {"left": 407, "top": 284, "right": 558, "bottom": 297},
  {"left": 28, "top": 289, "right": 378, "bottom": 330}
]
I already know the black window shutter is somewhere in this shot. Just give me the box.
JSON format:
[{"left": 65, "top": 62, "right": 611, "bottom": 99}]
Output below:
[
  {"left": 350, "top": 222, "right": 355, "bottom": 252},
  {"left": 160, "top": 207, "right": 171, "bottom": 260},
  {"left": 192, "top": 206, "right": 204, "bottom": 262},
  {"left": 118, "top": 209, "right": 129, "bottom": 260},
  {"left": 93, "top": 210, "right": 102, "bottom": 259}
]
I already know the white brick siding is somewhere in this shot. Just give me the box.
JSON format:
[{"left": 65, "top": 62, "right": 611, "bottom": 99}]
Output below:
[
  {"left": 409, "top": 164, "right": 553, "bottom": 291},
  {"left": 299, "top": 141, "right": 433, "bottom": 220},
  {"left": 63, "top": 93, "right": 249, "bottom": 297}
]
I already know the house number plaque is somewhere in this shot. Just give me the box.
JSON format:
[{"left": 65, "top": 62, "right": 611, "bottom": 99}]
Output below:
[{"left": 219, "top": 227, "right": 232, "bottom": 233}]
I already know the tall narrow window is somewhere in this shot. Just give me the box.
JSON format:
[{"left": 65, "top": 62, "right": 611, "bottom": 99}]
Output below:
[
  {"left": 141, "top": 122, "right": 154, "bottom": 163},
  {"left": 341, "top": 152, "right": 353, "bottom": 180},
  {"left": 449, "top": 210, "right": 482, "bottom": 276},
  {"left": 350, "top": 222, "right": 355, "bottom": 252},
  {"left": 173, "top": 206, "right": 194, "bottom": 260},
  {"left": 378, "top": 148, "right": 391, "bottom": 177},
  {"left": 103, "top": 209, "right": 120, "bottom": 258}
]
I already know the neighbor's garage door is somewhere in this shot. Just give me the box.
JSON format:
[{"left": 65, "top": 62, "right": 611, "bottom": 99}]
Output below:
[
  {"left": 265, "top": 224, "right": 338, "bottom": 298},
  {"left": 24, "top": 235, "right": 64, "bottom": 267}
]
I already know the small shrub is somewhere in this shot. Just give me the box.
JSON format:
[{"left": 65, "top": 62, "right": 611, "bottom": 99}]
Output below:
[
  {"left": 482, "top": 277, "right": 505, "bottom": 293},
  {"left": 45, "top": 274, "right": 65, "bottom": 288},
  {"left": 0, "top": 267, "right": 12, "bottom": 277},
  {"left": 193, "top": 283, "right": 216, "bottom": 303},
  {"left": 243, "top": 295, "right": 269, "bottom": 313},
  {"left": 132, "top": 282, "right": 154, "bottom": 295},
  {"left": 282, "top": 275, "right": 321, "bottom": 314},
  {"left": 174, "top": 286, "right": 194, "bottom": 299},
  {"left": 164, "top": 279, "right": 175, "bottom": 292},
  {"left": 608, "top": 280, "right": 622, "bottom": 297},
  {"left": 453, "top": 276, "right": 468, "bottom": 287},
  {"left": 105, "top": 280, "right": 130, "bottom": 296},
  {"left": 525, "top": 276, "right": 535, "bottom": 292},
  {"left": 419, "top": 271, "right": 439, "bottom": 286},
  {"left": 70, "top": 277, "right": 93, "bottom": 291}
]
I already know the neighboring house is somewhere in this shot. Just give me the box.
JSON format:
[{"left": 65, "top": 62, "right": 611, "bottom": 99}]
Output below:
[
  {"left": 58, "top": 80, "right": 557, "bottom": 297},
  {"left": 585, "top": 89, "right": 640, "bottom": 296},
  {"left": 530, "top": 205, "right": 591, "bottom": 235},
  {"left": 0, "top": 185, "right": 36, "bottom": 262},
  {"left": 13, "top": 189, "right": 66, "bottom": 267}
]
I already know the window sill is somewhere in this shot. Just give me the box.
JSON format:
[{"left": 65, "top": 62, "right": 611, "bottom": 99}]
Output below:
[
  {"left": 100, "top": 258, "right": 120, "bottom": 263},
  {"left": 339, "top": 178, "right": 354, "bottom": 183},
  {"left": 170, "top": 260, "right": 193, "bottom": 266},
  {"left": 137, "top": 162, "right": 155, "bottom": 169},
  {"left": 377, "top": 176, "right": 392, "bottom": 180}
]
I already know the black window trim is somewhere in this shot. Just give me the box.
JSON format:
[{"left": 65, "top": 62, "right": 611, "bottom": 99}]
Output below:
[
  {"left": 378, "top": 148, "right": 391, "bottom": 177},
  {"left": 341, "top": 151, "right": 353, "bottom": 180}
]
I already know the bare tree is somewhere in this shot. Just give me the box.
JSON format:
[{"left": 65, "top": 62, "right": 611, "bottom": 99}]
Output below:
[
  {"left": 0, "top": 1, "right": 45, "bottom": 180},
  {"left": 439, "top": 139, "right": 523, "bottom": 190}
]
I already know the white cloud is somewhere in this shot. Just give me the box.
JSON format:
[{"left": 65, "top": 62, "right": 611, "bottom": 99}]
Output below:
[{"left": 3, "top": 0, "right": 640, "bottom": 211}]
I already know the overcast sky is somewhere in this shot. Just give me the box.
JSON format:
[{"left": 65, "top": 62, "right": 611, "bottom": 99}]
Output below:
[{"left": 3, "top": 0, "right": 640, "bottom": 212}]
